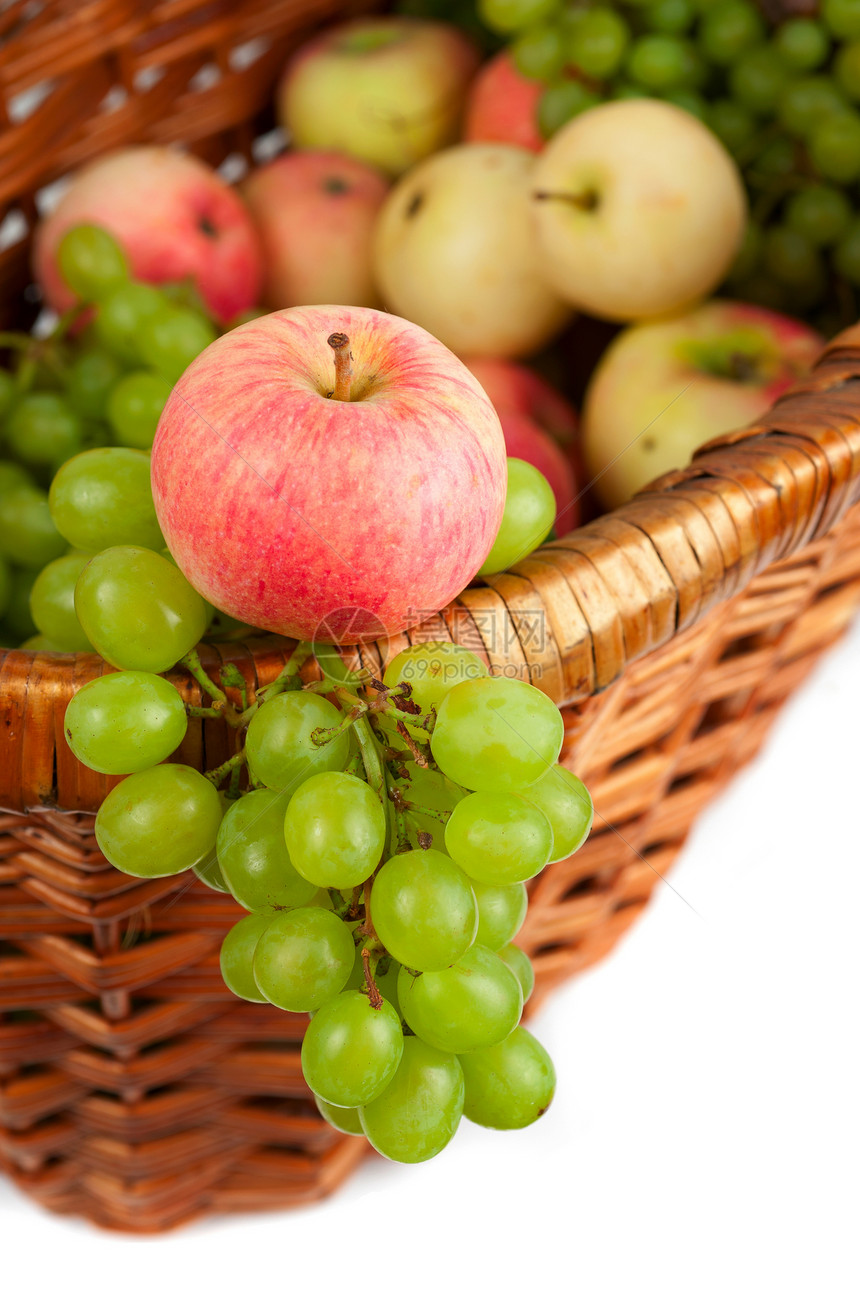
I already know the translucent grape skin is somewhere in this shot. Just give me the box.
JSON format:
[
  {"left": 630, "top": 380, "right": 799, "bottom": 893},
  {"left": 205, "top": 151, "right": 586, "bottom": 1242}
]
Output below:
[
  {"left": 478, "top": 458, "right": 556, "bottom": 576},
  {"left": 431, "top": 676, "right": 565, "bottom": 793},
  {"left": 314, "top": 1095, "right": 363, "bottom": 1136},
  {"left": 253, "top": 906, "right": 355, "bottom": 1012},
  {"left": 57, "top": 224, "right": 129, "bottom": 302},
  {"left": 459, "top": 1026, "right": 556, "bottom": 1130},
  {"left": 107, "top": 371, "right": 172, "bottom": 450},
  {"left": 49, "top": 447, "right": 164, "bottom": 553},
  {"left": 137, "top": 306, "right": 217, "bottom": 383},
  {"left": 382, "top": 642, "right": 488, "bottom": 715},
  {"left": 498, "top": 943, "right": 535, "bottom": 1004},
  {"left": 75, "top": 545, "right": 208, "bottom": 672},
  {"left": 397, "top": 945, "right": 523, "bottom": 1053},
  {"left": 220, "top": 913, "right": 275, "bottom": 1002},
  {"left": 30, "top": 551, "right": 93, "bottom": 652},
  {"left": 244, "top": 691, "right": 350, "bottom": 793},
  {"left": 95, "top": 763, "right": 223, "bottom": 877},
  {"left": 216, "top": 788, "right": 317, "bottom": 912},
  {"left": 0, "top": 487, "right": 67, "bottom": 570},
  {"left": 64, "top": 670, "right": 188, "bottom": 774},
  {"left": 192, "top": 850, "right": 231, "bottom": 893},
  {"left": 359, "top": 1036, "right": 465, "bottom": 1164},
  {"left": 94, "top": 282, "right": 167, "bottom": 364},
  {"left": 284, "top": 771, "right": 386, "bottom": 888},
  {"left": 5, "top": 393, "right": 83, "bottom": 470},
  {"left": 472, "top": 878, "right": 528, "bottom": 951},
  {"left": 445, "top": 791, "right": 554, "bottom": 885},
  {"left": 64, "top": 349, "right": 122, "bottom": 420},
  {"left": 521, "top": 765, "right": 593, "bottom": 863},
  {"left": 302, "top": 990, "right": 404, "bottom": 1107},
  {"left": 370, "top": 848, "right": 479, "bottom": 972}
]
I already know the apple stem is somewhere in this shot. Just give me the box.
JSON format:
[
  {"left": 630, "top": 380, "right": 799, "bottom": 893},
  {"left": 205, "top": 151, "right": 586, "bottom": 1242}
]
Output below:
[
  {"left": 533, "top": 188, "right": 599, "bottom": 212},
  {"left": 327, "top": 332, "right": 354, "bottom": 401}
]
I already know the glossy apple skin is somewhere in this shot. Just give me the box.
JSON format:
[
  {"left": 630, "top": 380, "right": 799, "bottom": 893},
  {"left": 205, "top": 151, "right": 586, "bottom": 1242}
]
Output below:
[
  {"left": 151, "top": 306, "right": 507, "bottom": 643},
  {"left": 582, "top": 301, "right": 824, "bottom": 510},
  {"left": 277, "top": 17, "right": 480, "bottom": 176},
  {"left": 33, "top": 147, "right": 263, "bottom": 324},
  {"left": 464, "top": 51, "right": 543, "bottom": 152},
  {"left": 242, "top": 151, "right": 389, "bottom": 311},
  {"left": 532, "top": 100, "right": 747, "bottom": 322},
  {"left": 373, "top": 144, "right": 572, "bottom": 359}
]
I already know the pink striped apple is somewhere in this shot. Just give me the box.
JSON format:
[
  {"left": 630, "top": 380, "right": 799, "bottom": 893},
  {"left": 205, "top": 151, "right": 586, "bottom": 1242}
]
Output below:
[{"left": 150, "top": 305, "right": 507, "bottom": 643}]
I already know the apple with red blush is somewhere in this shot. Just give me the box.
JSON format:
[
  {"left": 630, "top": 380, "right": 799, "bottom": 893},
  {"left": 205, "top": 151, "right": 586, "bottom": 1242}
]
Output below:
[{"left": 463, "top": 50, "right": 543, "bottom": 153}]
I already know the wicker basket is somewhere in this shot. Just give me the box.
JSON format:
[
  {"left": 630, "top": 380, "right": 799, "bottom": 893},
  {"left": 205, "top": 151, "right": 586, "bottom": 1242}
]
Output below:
[{"left": 2, "top": 0, "right": 860, "bottom": 1234}]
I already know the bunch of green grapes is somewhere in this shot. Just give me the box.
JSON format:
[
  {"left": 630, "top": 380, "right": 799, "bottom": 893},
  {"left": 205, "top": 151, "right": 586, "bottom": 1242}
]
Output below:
[
  {"left": 0, "top": 225, "right": 234, "bottom": 650},
  {"left": 478, "top": 0, "right": 860, "bottom": 334},
  {"left": 71, "top": 631, "right": 592, "bottom": 1164}
]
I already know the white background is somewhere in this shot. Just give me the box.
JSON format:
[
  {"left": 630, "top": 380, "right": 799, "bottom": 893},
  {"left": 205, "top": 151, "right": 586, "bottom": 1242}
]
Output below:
[{"left": 3, "top": 614, "right": 859, "bottom": 1292}]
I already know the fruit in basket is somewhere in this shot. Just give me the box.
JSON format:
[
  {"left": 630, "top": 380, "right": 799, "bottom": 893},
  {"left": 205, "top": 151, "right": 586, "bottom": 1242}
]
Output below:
[
  {"left": 463, "top": 49, "right": 544, "bottom": 150},
  {"left": 495, "top": 412, "right": 579, "bottom": 535},
  {"left": 462, "top": 356, "right": 579, "bottom": 446},
  {"left": 242, "top": 151, "right": 389, "bottom": 310},
  {"left": 582, "top": 299, "right": 824, "bottom": 509},
  {"left": 373, "top": 144, "right": 572, "bottom": 358},
  {"left": 33, "top": 147, "right": 263, "bottom": 323},
  {"left": 276, "top": 17, "right": 480, "bottom": 176},
  {"left": 478, "top": 456, "right": 556, "bottom": 574},
  {"left": 151, "top": 305, "right": 507, "bottom": 643},
  {"left": 531, "top": 99, "right": 747, "bottom": 320}
]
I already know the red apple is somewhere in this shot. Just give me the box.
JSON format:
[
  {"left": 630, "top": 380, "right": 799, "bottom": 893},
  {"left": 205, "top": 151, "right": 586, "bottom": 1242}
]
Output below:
[
  {"left": 463, "top": 51, "right": 543, "bottom": 153},
  {"left": 33, "top": 147, "right": 263, "bottom": 324},
  {"left": 581, "top": 300, "right": 824, "bottom": 509},
  {"left": 497, "top": 411, "right": 580, "bottom": 536},
  {"left": 463, "top": 356, "right": 578, "bottom": 446},
  {"left": 151, "top": 306, "right": 507, "bottom": 643},
  {"left": 242, "top": 151, "right": 389, "bottom": 311}
]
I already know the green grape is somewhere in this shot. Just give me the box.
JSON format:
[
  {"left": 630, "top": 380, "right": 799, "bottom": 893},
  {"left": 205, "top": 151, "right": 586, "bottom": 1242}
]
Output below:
[
  {"left": 314, "top": 1095, "right": 364, "bottom": 1136},
  {"left": 64, "top": 349, "right": 122, "bottom": 420},
  {"left": 370, "top": 848, "right": 478, "bottom": 971},
  {"left": 520, "top": 764, "right": 593, "bottom": 862},
  {"left": 834, "top": 220, "right": 860, "bottom": 285},
  {"left": 823, "top": 0, "right": 860, "bottom": 39},
  {"left": 75, "top": 545, "right": 208, "bottom": 672},
  {"left": 2, "top": 567, "right": 37, "bottom": 637},
  {"left": 498, "top": 943, "right": 535, "bottom": 1003},
  {"left": 773, "top": 18, "right": 830, "bottom": 71},
  {"left": 625, "top": 34, "right": 704, "bottom": 90},
  {"left": 431, "top": 676, "right": 565, "bottom": 792},
  {"left": 49, "top": 447, "right": 164, "bottom": 552},
  {"left": 359, "top": 1036, "right": 464, "bottom": 1164},
  {"left": 567, "top": 7, "right": 631, "bottom": 79},
  {"left": 750, "top": 136, "right": 796, "bottom": 179},
  {"left": 809, "top": 112, "right": 860, "bottom": 182},
  {"left": 57, "top": 225, "right": 129, "bottom": 302},
  {"left": 106, "top": 371, "right": 171, "bottom": 450},
  {"left": 244, "top": 690, "right": 350, "bottom": 792},
  {"left": 94, "top": 282, "right": 167, "bottom": 364},
  {"left": 785, "top": 186, "right": 853, "bottom": 246},
  {"left": 538, "top": 81, "right": 601, "bottom": 137},
  {"left": 511, "top": 23, "right": 566, "bottom": 80},
  {"left": 763, "top": 226, "right": 824, "bottom": 288},
  {"left": 0, "top": 558, "right": 12, "bottom": 620},
  {"left": 400, "top": 764, "right": 468, "bottom": 852},
  {"left": 612, "top": 82, "right": 648, "bottom": 100},
  {"left": 95, "top": 763, "right": 223, "bottom": 877},
  {"left": 398, "top": 945, "right": 522, "bottom": 1053},
  {"left": 707, "top": 99, "right": 757, "bottom": 154},
  {"left": 383, "top": 642, "right": 488, "bottom": 715},
  {"left": 137, "top": 307, "right": 216, "bottom": 384},
  {"left": 729, "top": 47, "right": 790, "bottom": 115},
  {"left": 0, "top": 487, "right": 67, "bottom": 569},
  {"left": 20, "top": 634, "right": 61, "bottom": 651},
  {"left": 192, "top": 850, "right": 230, "bottom": 893},
  {"left": 459, "top": 1025, "right": 556, "bottom": 1129},
  {"left": 445, "top": 790, "right": 553, "bottom": 884},
  {"left": 217, "top": 788, "right": 317, "bottom": 911},
  {"left": 0, "top": 369, "right": 15, "bottom": 420},
  {"left": 0, "top": 462, "right": 34, "bottom": 496},
  {"left": 698, "top": 1, "right": 764, "bottom": 65},
  {"left": 663, "top": 87, "right": 707, "bottom": 118},
  {"left": 5, "top": 392, "right": 83, "bottom": 469},
  {"left": 834, "top": 43, "right": 860, "bottom": 102},
  {"left": 64, "top": 670, "right": 188, "bottom": 774},
  {"left": 479, "top": 0, "right": 561, "bottom": 35},
  {"left": 220, "top": 912, "right": 274, "bottom": 1002},
  {"left": 284, "top": 771, "right": 386, "bottom": 888},
  {"left": 29, "top": 551, "right": 93, "bottom": 652},
  {"left": 472, "top": 878, "right": 528, "bottom": 951},
  {"left": 778, "top": 76, "right": 848, "bottom": 138},
  {"left": 479, "top": 458, "right": 555, "bottom": 575},
  {"left": 253, "top": 906, "right": 355, "bottom": 1012},
  {"left": 727, "top": 221, "right": 763, "bottom": 282},
  {"left": 644, "top": 0, "right": 695, "bottom": 33},
  {"left": 301, "top": 990, "right": 404, "bottom": 1106}
]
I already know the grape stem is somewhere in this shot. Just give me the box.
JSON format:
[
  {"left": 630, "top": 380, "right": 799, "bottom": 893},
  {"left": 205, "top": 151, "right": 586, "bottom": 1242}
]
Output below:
[
  {"left": 360, "top": 941, "right": 383, "bottom": 1011},
  {"left": 186, "top": 703, "right": 225, "bottom": 720},
  {"left": 205, "top": 748, "right": 247, "bottom": 786},
  {"left": 327, "top": 887, "right": 349, "bottom": 916},
  {"left": 310, "top": 702, "right": 367, "bottom": 748},
  {"left": 181, "top": 648, "right": 228, "bottom": 706},
  {"left": 399, "top": 798, "right": 451, "bottom": 826},
  {"left": 395, "top": 720, "right": 430, "bottom": 770}
]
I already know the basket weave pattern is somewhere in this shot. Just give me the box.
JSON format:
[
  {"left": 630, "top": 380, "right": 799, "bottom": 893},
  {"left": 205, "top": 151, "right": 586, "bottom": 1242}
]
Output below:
[{"left": 2, "top": 0, "right": 860, "bottom": 1234}]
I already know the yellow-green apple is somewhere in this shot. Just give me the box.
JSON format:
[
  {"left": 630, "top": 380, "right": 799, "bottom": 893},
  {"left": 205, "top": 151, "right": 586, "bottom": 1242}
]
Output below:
[
  {"left": 531, "top": 100, "right": 747, "bottom": 321},
  {"left": 277, "top": 17, "right": 480, "bottom": 177},
  {"left": 373, "top": 144, "right": 572, "bottom": 359},
  {"left": 581, "top": 300, "right": 823, "bottom": 509},
  {"left": 33, "top": 147, "right": 262, "bottom": 324},
  {"left": 242, "top": 151, "right": 389, "bottom": 310},
  {"left": 464, "top": 50, "right": 544, "bottom": 152},
  {"left": 150, "top": 305, "right": 507, "bottom": 644}
]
